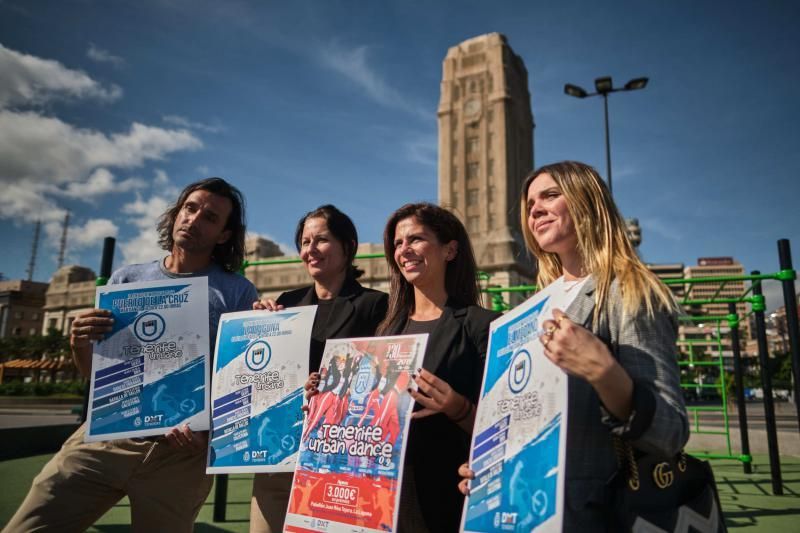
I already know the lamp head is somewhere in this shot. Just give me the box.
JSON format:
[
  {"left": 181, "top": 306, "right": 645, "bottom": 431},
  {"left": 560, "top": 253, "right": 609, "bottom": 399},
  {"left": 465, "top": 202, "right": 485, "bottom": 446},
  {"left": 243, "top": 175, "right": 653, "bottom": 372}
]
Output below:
[
  {"left": 564, "top": 83, "right": 588, "bottom": 98},
  {"left": 594, "top": 76, "right": 613, "bottom": 94},
  {"left": 624, "top": 77, "right": 649, "bottom": 91}
]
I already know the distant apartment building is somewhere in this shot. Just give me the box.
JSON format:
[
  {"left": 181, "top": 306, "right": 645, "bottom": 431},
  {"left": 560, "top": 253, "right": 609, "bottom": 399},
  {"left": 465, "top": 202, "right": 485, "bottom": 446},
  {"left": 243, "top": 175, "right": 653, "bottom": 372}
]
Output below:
[
  {"left": 0, "top": 280, "right": 49, "bottom": 337},
  {"left": 680, "top": 257, "right": 750, "bottom": 359},
  {"left": 646, "top": 263, "right": 685, "bottom": 300}
]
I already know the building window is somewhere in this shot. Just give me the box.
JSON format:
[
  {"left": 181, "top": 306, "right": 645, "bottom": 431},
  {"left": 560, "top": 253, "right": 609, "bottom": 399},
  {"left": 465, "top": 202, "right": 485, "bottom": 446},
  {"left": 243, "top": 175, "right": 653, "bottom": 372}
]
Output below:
[
  {"left": 467, "top": 216, "right": 480, "bottom": 233},
  {"left": 452, "top": 165, "right": 458, "bottom": 181},
  {"left": 29, "top": 328, "right": 36, "bottom": 336},
  {"left": 13, "top": 327, "right": 21, "bottom": 336},
  {"left": 467, "top": 137, "right": 479, "bottom": 154},
  {"left": 470, "top": 80, "right": 477, "bottom": 93},
  {"left": 488, "top": 159, "right": 494, "bottom": 177},
  {"left": 14, "top": 311, "right": 23, "bottom": 319},
  {"left": 453, "top": 85, "right": 460, "bottom": 101},
  {"left": 488, "top": 185, "right": 496, "bottom": 203},
  {"left": 66, "top": 317, "right": 75, "bottom": 332},
  {"left": 48, "top": 318, "right": 57, "bottom": 331},
  {"left": 467, "top": 163, "right": 479, "bottom": 180},
  {"left": 487, "top": 109, "right": 493, "bottom": 123},
  {"left": 467, "top": 189, "right": 479, "bottom": 206},
  {"left": 487, "top": 132, "right": 493, "bottom": 148},
  {"left": 489, "top": 214, "right": 496, "bottom": 230},
  {"left": 487, "top": 74, "right": 493, "bottom": 92},
  {"left": 31, "top": 312, "right": 39, "bottom": 320},
  {"left": 280, "top": 276, "right": 289, "bottom": 284},
  {"left": 452, "top": 140, "right": 458, "bottom": 155}
]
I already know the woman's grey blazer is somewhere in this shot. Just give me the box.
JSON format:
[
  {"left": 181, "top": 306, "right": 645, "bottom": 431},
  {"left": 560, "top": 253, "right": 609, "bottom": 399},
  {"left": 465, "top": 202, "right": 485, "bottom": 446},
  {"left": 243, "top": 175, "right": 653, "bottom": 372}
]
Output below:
[{"left": 561, "top": 276, "right": 689, "bottom": 530}]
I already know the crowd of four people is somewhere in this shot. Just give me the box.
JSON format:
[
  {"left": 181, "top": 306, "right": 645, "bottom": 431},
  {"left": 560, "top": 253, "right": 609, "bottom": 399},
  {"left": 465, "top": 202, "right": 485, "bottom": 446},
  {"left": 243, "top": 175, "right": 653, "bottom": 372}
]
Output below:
[{"left": 4, "top": 160, "right": 688, "bottom": 533}]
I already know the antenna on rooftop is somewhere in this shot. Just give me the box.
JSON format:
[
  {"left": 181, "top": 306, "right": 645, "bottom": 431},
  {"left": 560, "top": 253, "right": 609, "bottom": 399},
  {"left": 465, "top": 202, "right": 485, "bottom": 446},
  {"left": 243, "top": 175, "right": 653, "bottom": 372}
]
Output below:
[
  {"left": 57, "top": 212, "right": 70, "bottom": 269},
  {"left": 26, "top": 220, "right": 41, "bottom": 280}
]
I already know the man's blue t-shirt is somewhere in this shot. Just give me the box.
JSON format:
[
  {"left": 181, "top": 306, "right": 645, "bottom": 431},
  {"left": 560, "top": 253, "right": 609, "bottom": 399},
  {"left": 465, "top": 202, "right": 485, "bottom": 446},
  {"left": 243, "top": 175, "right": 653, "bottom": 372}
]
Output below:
[{"left": 109, "top": 257, "right": 258, "bottom": 349}]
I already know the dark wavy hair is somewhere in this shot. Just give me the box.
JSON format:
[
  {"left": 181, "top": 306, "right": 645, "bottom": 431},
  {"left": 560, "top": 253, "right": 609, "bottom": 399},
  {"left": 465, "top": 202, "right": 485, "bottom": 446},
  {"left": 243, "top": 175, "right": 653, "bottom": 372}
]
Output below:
[
  {"left": 157, "top": 177, "right": 246, "bottom": 272},
  {"left": 294, "top": 204, "right": 364, "bottom": 279},
  {"left": 377, "top": 202, "right": 480, "bottom": 334}
]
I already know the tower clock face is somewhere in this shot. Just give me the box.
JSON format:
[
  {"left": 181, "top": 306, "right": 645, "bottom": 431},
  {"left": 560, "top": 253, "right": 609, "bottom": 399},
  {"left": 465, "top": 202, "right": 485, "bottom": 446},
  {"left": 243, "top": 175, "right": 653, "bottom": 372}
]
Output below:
[{"left": 463, "top": 98, "right": 482, "bottom": 120}]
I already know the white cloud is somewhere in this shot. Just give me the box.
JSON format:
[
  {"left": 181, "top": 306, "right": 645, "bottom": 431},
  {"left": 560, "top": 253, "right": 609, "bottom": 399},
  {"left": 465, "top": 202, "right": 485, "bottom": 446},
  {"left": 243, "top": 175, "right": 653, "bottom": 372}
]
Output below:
[
  {"left": 163, "top": 114, "right": 223, "bottom": 133},
  {"left": 0, "top": 181, "right": 65, "bottom": 225},
  {"left": 0, "top": 43, "right": 121, "bottom": 108},
  {"left": 70, "top": 218, "right": 119, "bottom": 248},
  {"left": 640, "top": 217, "right": 683, "bottom": 242},
  {"left": 196, "top": 165, "right": 210, "bottom": 175},
  {"left": 118, "top": 193, "right": 173, "bottom": 265},
  {"left": 0, "top": 110, "right": 202, "bottom": 185},
  {"left": 154, "top": 169, "right": 170, "bottom": 185},
  {"left": 87, "top": 44, "right": 124, "bottom": 67},
  {"left": 58, "top": 168, "right": 145, "bottom": 199},
  {"left": 317, "top": 42, "right": 427, "bottom": 119}
]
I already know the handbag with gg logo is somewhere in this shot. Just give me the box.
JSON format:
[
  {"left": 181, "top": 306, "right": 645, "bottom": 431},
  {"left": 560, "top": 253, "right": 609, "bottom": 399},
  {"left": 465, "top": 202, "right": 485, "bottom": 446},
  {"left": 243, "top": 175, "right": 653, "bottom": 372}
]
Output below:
[{"left": 607, "top": 437, "right": 728, "bottom": 532}]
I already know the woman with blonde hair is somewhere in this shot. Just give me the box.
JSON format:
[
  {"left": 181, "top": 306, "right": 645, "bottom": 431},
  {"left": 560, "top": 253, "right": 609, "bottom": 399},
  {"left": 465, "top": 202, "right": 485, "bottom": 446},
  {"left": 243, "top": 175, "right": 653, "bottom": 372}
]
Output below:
[{"left": 459, "top": 161, "right": 688, "bottom": 529}]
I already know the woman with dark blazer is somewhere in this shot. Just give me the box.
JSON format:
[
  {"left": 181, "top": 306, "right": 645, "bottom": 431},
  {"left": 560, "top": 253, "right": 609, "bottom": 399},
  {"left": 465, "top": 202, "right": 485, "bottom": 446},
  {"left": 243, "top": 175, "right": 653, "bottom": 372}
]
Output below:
[
  {"left": 249, "top": 204, "right": 387, "bottom": 533},
  {"left": 377, "top": 202, "right": 500, "bottom": 532}
]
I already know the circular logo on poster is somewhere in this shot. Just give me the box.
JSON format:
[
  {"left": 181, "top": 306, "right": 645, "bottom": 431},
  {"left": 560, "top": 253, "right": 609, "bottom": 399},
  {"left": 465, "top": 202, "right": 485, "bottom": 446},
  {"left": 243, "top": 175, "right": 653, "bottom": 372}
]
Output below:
[
  {"left": 245, "top": 340, "right": 271, "bottom": 372},
  {"left": 133, "top": 312, "right": 166, "bottom": 343},
  {"left": 508, "top": 349, "right": 532, "bottom": 394},
  {"left": 179, "top": 398, "right": 196, "bottom": 414}
]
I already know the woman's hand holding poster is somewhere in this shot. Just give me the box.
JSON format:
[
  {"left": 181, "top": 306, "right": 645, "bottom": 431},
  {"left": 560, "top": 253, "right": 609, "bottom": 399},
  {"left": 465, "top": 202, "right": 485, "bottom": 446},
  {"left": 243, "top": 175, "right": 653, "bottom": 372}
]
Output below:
[
  {"left": 285, "top": 334, "right": 428, "bottom": 533},
  {"left": 207, "top": 306, "right": 317, "bottom": 473}
]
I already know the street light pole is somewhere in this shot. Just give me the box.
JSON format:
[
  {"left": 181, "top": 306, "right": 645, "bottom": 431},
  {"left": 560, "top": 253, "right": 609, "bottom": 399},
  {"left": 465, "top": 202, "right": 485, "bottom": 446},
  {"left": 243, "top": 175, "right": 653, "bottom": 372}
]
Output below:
[
  {"left": 564, "top": 76, "right": 648, "bottom": 196},
  {"left": 602, "top": 92, "right": 612, "bottom": 194}
]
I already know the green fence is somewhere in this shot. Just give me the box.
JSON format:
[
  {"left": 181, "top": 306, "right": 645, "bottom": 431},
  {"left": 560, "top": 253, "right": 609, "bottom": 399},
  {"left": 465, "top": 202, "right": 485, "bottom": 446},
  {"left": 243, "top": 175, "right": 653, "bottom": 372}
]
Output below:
[{"left": 241, "top": 255, "right": 796, "bottom": 465}]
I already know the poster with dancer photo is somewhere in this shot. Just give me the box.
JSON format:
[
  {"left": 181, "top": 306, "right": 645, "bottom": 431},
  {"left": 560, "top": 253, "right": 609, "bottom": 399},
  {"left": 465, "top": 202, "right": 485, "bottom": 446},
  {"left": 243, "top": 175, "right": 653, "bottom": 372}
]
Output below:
[
  {"left": 284, "top": 334, "right": 428, "bottom": 533},
  {"left": 86, "top": 277, "right": 209, "bottom": 442},
  {"left": 206, "top": 306, "right": 316, "bottom": 473},
  {"left": 461, "top": 280, "right": 585, "bottom": 533}
]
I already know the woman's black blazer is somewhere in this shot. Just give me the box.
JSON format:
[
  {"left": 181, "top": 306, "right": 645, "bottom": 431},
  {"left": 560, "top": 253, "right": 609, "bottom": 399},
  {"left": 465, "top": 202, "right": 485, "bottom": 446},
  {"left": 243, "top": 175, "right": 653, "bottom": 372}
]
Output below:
[
  {"left": 276, "top": 277, "right": 388, "bottom": 372},
  {"left": 387, "top": 301, "right": 500, "bottom": 533}
]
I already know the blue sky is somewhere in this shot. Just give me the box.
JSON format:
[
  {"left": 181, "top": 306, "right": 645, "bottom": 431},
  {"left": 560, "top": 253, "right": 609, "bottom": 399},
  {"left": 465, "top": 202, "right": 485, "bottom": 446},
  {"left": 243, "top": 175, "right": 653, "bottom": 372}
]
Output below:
[{"left": 0, "top": 0, "right": 798, "bottom": 310}]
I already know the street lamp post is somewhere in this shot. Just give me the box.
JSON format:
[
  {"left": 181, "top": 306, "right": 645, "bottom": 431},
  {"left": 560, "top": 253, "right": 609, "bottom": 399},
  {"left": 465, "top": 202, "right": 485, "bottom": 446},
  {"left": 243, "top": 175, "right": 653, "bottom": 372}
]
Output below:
[{"left": 564, "top": 76, "right": 648, "bottom": 196}]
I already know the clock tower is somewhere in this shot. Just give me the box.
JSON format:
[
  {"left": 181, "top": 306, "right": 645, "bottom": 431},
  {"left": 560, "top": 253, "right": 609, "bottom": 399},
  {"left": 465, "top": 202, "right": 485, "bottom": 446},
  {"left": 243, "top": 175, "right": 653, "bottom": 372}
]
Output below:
[{"left": 438, "top": 33, "right": 535, "bottom": 300}]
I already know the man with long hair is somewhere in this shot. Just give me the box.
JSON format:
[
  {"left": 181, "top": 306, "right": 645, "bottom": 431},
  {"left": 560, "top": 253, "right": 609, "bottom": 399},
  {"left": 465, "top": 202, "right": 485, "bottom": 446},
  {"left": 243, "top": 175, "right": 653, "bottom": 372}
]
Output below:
[{"left": 6, "top": 177, "right": 258, "bottom": 533}]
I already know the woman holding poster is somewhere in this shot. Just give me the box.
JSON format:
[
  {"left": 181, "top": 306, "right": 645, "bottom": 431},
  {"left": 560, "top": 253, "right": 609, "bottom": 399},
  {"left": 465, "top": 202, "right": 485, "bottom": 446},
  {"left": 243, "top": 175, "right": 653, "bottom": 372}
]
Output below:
[
  {"left": 459, "top": 161, "right": 688, "bottom": 530},
  {"left": 378, "top": 202, "right": 500, "bottom": 532},
  {"left": 249, "top": 204, "right": 388, "bottom": 533}
]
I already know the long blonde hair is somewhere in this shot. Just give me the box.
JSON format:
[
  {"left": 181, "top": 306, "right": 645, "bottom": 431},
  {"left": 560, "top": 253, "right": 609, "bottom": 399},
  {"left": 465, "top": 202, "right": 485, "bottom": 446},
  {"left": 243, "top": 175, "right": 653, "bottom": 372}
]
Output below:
[{"left": 519, "top": 161, "right": 676, "bottom": 321}]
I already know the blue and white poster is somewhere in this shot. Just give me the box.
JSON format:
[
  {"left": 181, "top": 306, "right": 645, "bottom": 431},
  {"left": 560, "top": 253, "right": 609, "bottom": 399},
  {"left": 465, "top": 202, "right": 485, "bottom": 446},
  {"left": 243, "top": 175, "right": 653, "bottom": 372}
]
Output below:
[
  {"left": 86, "top": 277, "right": 210, "bottom": 442},
  {"left": 462, "top": 280, "right": 585, "bottom": 533},
  {"left": 206, "top": 306, "right": 316, "bottom": 474}
]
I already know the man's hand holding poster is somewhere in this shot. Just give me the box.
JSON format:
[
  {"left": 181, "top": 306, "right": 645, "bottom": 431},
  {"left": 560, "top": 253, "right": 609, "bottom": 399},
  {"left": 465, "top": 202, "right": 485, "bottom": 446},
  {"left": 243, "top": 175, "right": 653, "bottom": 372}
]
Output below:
[
  {"left": 86, "top": 277, "right": 209, "bottom": 442},
  {"left": 285, "top": 334, "right": 428, "bottom": 533},
  {"left": 207, "top": 306, "right": 316, "bottom": 473},
  {"left": 462, "top": 281, "right": 585, "bottom": 533}
]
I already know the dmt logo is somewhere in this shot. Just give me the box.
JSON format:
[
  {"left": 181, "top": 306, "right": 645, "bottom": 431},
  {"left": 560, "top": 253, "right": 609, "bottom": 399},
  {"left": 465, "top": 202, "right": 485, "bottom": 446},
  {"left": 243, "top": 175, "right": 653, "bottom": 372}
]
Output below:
[
  {"left": 508, "top": 349, "right": 532, "bottom": 394},
  {"left": 245, "top": 340, "right": 271, "bottom": 372},
  {"left": 144, "top": 414, "right": 163, "bottom": 425},
  {"left": 133, "top": 312, "right": 166, "bottom": 342}
]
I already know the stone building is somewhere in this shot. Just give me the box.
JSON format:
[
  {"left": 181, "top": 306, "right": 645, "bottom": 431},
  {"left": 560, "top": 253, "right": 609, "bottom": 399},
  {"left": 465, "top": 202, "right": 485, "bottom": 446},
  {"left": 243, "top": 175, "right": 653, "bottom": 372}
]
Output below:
[
  {"left": 0, "top": 280, "right": 49, "bottom": 338},
  {"left": 437, "top": 33, "right": 535, "bottom": 298},
  {"left": 41, "top": 266, "right": 97, "bottom": 336}
]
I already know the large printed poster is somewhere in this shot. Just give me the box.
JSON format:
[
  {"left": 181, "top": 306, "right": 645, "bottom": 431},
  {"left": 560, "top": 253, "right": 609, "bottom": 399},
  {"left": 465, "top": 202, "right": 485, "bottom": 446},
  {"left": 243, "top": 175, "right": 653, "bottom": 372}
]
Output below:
[
  {"left": 86, "top": 277, "right": 209, "bottom": 442},
  {"left": 462, "top": 280, "right": 585, "bottom": 532},
  {"left": 284, "top": 334, "right": 428, "bottom": 533},
  {"left": 207, "top": 306, "right": 316, "bottom": 473}
]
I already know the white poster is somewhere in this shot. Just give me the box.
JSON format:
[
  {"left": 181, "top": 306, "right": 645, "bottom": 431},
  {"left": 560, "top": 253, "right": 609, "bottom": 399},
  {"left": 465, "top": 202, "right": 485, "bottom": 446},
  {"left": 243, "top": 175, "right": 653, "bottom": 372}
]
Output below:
[
  {"left": 285, "top": 335, "right": 428, "bottom": 533},
  {"left": 206, "top": 306, "right": 316, "bottom": 474},
  {"left": 86, "top": 277, "right": 210, "bottom": 442},
  {"left": 462, "top": 280, "right": 585, "bottom": 533}
]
